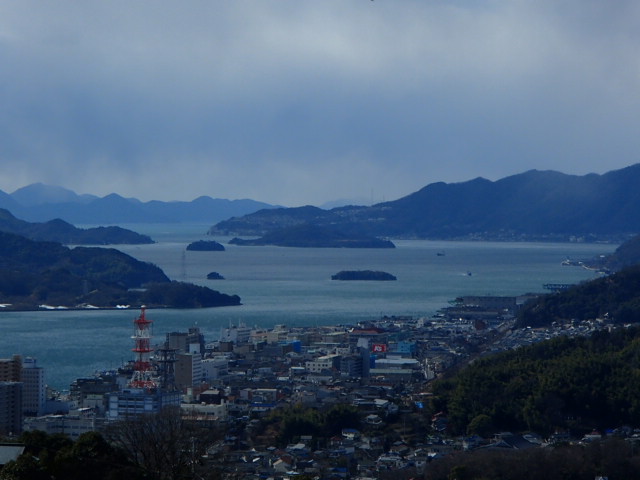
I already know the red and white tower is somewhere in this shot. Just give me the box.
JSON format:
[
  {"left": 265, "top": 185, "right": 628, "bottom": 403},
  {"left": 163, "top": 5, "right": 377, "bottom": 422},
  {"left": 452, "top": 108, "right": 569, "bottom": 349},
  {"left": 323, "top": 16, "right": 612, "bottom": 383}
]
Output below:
[{"left": 129, "top": 306, "right": 157, "bottom": 389}]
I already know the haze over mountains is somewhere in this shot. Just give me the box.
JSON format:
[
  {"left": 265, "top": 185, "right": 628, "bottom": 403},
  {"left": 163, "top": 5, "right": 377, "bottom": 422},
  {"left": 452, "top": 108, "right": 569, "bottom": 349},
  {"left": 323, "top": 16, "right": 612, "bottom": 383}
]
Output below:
[
  {"left": 0, "top": 183, "right": 277, "bottom": 224},
  {"left": 211, "top": 164, "right": 640, "bottom": 241},
  {"left": 2, "top": 164, "right": 640, "bottom": 241}
]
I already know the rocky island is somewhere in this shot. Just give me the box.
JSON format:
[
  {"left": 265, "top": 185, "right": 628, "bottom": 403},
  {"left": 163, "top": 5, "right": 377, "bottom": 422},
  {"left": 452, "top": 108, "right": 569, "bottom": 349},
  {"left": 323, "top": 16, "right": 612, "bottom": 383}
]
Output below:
[
  {"left": 228, "top": 223, "right": 395, "bottom": 248},
  {"left": 331, "top": 270, "right": 397, "bottom": 281},
  {"left": 186, "top": 240, "right": 225, "bottom": 251},
  {"left": 206, "top": 271, "right": 225, "bottom": 280}
]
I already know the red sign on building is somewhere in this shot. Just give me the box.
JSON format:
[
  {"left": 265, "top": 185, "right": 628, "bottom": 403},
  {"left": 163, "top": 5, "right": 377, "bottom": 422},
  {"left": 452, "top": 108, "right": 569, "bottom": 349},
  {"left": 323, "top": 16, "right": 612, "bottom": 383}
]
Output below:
[{"left": 371, "top": 344, "right": 387, "bottom": 353}]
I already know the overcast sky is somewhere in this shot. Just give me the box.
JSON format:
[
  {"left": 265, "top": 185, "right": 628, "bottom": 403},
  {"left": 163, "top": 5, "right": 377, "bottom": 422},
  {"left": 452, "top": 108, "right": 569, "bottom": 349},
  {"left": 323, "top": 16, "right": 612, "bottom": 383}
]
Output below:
[{"left": 1, "top": 1, "right": 639, "bottom": 206}]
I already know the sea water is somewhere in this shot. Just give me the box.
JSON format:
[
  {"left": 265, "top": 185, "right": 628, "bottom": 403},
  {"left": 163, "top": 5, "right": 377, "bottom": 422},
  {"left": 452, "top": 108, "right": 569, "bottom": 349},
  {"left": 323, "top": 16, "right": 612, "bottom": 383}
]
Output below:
[{"left": 0, "top": 223, "right": 616, "bottom": 390}]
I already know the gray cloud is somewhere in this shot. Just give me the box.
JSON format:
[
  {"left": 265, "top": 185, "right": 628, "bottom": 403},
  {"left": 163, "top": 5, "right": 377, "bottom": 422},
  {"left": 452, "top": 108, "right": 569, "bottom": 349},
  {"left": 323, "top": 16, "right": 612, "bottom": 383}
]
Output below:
[{"left": 1, "top": 1, "right": 639, "bottom": 206}]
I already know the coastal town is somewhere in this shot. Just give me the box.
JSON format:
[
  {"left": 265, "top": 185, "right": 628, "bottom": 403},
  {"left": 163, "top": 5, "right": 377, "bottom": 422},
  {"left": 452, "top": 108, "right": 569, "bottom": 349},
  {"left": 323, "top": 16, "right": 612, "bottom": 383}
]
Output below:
[{"left": 0, "top": 292, "right": 625, "bottom": 479}]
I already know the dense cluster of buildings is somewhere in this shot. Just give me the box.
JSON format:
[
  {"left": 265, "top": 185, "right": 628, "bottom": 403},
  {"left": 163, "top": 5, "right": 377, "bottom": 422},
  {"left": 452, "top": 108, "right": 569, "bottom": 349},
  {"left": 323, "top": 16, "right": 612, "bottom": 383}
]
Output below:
[{"left": 0, "top": 296, "right": 619, "bottom": 476}]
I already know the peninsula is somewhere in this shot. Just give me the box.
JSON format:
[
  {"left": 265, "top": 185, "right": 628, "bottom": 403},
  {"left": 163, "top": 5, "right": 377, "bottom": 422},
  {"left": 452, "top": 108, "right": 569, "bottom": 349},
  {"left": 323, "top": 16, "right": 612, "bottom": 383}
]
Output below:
[
  {"left": 0, "top": 208, "right": 153, "bottom": 245},
  {"left": 228, "top": 223, "right": 395, "bottom": 248},
  {"left": 0, "top": 231, "right": 240, "bottom": 310}
]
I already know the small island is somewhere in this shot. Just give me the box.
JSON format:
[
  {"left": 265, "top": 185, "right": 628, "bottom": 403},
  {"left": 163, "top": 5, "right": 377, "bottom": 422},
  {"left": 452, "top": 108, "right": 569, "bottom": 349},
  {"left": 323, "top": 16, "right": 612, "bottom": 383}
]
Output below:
[
  {"left": 206, "top": 271, "right": 225, "bottom": 280},
  {"left": 331, "top": 270, "right": 397, "bottom": 281},
  {"left": 186, "top": 240, "right": 225, "bottom": 251},
  {"left": 229, "top": 224, "right": 395, "bottom": 249}
]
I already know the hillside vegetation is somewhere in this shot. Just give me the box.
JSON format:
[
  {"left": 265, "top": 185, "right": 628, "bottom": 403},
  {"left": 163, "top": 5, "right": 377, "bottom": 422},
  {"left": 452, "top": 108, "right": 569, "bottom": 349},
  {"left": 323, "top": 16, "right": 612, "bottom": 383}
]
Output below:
[
  {"left": 430, "top": 327, "right": 640, "bottom": 436},
  {"left": 516, "top": 265, "right": 640, "bottom": 328},
  {"left": 0, "top": 231, "right": 240, "bottom": 310},
  {"left": 589, "top": 232, "right": 640, "bottom": 272}
]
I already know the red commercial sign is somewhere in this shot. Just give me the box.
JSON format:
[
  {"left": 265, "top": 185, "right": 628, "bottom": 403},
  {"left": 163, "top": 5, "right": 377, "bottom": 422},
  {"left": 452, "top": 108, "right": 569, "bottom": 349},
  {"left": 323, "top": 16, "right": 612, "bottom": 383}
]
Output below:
[{"left": 371, "top": 344, "right": 387, "bottom": 353}]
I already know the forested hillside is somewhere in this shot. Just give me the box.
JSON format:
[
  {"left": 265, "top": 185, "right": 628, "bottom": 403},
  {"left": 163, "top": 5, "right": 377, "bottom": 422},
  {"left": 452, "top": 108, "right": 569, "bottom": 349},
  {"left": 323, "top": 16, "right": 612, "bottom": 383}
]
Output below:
[
  {"left": 430, "top": 327, "right": 640, "bottom": 436},
  {"left": 0, "top": 231, "right": 240, "bottom": 309}
]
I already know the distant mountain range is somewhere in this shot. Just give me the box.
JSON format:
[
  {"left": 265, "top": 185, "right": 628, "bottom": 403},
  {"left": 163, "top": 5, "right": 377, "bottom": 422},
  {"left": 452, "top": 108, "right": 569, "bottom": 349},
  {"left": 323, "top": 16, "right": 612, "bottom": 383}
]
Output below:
[
  {"left": 0, "top": 183, "right": 277, "bottom": 224},
  {"left": 210, "top": 164, "right": 640, "bottom": 241},
  {"left": 5, "top": 164, "right": 640, "bottom": 241}
]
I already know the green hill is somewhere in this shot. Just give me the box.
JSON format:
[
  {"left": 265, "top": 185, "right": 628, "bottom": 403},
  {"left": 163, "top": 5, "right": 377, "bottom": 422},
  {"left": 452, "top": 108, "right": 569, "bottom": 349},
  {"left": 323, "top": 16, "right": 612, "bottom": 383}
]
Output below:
[
  {"left": 0, "top": 231, "right": 240, "bottom": 310},
  {"left": 430, "top": 327, "right": 640, "bottom": 436}
]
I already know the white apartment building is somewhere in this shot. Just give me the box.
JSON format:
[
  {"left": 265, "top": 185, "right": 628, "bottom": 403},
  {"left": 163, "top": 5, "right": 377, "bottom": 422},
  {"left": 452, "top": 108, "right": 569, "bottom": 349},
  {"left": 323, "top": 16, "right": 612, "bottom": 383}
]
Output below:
[
  {"left": 305, "top": 354, "right": 340, "bottom": 374},
  {"left": 201, "top": 356, "right": 229, "bottom": 382}
]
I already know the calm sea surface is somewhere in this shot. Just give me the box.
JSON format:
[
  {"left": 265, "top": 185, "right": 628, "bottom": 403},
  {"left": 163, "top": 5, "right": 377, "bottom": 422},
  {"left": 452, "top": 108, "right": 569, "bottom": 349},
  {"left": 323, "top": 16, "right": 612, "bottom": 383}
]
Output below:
[{"left": 0, "top": 223, "right": 616, "bottom": 390}]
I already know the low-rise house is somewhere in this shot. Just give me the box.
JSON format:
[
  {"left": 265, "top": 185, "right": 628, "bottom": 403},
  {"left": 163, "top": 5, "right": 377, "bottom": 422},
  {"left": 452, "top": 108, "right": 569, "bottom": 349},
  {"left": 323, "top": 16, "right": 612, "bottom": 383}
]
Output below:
[
  {"left": 342, "top": 428, "right": 360, "bottom": 441},
  {"left": 23, "top": 409, "right": 103, "bottom": 440},
  {"left": 376, "top": 452, "right": 406, "bottom": 470},
  {"left": 365, "top": 414, "right": 382, "bottom": 425}
]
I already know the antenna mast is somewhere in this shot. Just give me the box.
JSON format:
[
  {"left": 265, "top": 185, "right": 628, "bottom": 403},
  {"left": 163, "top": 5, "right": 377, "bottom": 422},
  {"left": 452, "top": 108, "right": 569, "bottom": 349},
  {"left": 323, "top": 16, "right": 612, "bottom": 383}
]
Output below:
[{"left": 129, "top": 306, "right": 157, "bottom": 389}]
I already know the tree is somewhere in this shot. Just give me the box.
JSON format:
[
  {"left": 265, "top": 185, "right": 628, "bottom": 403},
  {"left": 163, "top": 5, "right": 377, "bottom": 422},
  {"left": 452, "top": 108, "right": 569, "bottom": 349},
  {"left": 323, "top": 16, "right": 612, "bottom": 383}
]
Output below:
[
  {"left": 0, "top": 454, "right": 49, "bottom": 480},
  {"left": 104, "top": 406, "right": 222, "bottom": 480},
  {"left": 322, "top": 404, "right": 360, "bottom": 437},
  {"left": 0, "top": 431, "right": 138, "bottom": 480},
  {"left": 466, "top": 414, "right": 493, "bottom": 437},
  {"left": 51, "top": 431, "right": 142, "bottom": 480}
]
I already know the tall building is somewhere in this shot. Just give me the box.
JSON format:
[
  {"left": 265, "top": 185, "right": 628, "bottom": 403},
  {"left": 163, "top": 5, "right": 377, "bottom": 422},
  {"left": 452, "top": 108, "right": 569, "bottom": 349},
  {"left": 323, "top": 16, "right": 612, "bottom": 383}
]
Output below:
[
  {"left": 21, "top": 357, "right": 46, "bottom": 416},
  {"left": 0, "top": 382, "right": 22, "bottom": 436},
  {"left": 339, "top": 348, "right": 371, "bottom": 379},
  {"left": 0, "top": 355, "right": 22, "bottom": 382},
  {"left": 165, "top": 327, "right": 205, "bottom": 354},
  {"left": 0, "top": 355, "right": 47, "bottom": 417},
  {"left": 166, "top": 332, "right": 189, "bottom": 353},
  {"left": 175, "top": 353, "right": 203, "bottom": 391}
]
